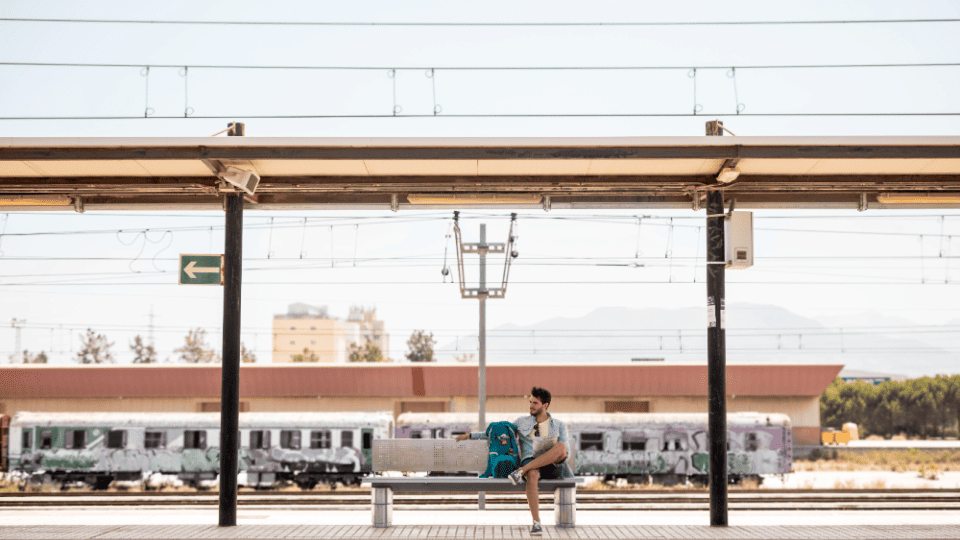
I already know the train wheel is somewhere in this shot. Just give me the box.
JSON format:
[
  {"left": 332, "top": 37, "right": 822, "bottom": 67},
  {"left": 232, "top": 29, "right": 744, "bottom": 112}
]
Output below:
[
  {"left": 94, "top": 476, "right": 112, "bottom": 491},
  {"left": 297, "top": 480, "right": 318, "bottom": 490},
  {"left": 688, "top": 475, "right": 708, "bottom": 488}
]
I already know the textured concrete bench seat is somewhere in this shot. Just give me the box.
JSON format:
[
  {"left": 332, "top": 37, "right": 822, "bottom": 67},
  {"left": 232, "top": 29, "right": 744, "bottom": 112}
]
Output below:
[
  {"left": 367, "top": 439, "right": 582, "bottom": 528},
  {"left": 362, "top": 477, "right": 582, "bottom": 529},
  {"left": 365, "top": 476, "right": 580, "bottom": 492}
]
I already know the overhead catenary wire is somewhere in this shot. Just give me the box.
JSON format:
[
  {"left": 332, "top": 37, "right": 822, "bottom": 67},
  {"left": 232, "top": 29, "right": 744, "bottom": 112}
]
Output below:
[
  {"left": 3, "top": 112, "right": 958, "bottom": 121},
  {"left": 15, "top": 320, "right": 960, "bottom": 337},
  {"left": 5, "top": 61, "right": 960, "bottom": 71},
  {"left": 3, "top": 217, "right": 958, "bottom": 238},
  {"left": 0, "top": 280, "right": 954, "bottom": 286},
  {"left": 2, "top": 17, "right": 958, "bottom": 26}
]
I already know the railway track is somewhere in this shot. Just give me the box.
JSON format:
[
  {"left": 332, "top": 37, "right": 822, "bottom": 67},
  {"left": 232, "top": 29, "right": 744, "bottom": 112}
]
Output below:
[{"left": 2, "top": 490, "right": 959, "bottom": 510}]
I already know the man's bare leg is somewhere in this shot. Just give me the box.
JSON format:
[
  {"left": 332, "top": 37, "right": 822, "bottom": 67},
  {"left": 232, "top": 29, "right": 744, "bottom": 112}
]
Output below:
[
  {"left": 519, "top": 443, "right": 568, "bottom": 475},
  {"left": 525, "top": 469, "right": 540, "bottom": 522}
]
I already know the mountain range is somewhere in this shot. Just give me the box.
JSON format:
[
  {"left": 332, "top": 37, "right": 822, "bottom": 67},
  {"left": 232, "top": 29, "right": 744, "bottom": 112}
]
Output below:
[{"left": 435, "top": 304, "right": 957, "bottom": 378}]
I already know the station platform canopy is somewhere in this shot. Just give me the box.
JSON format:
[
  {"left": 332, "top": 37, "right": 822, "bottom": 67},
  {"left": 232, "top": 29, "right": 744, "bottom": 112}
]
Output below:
[{"left": 1, "top": 136, "right": 959, "bottom": 211}]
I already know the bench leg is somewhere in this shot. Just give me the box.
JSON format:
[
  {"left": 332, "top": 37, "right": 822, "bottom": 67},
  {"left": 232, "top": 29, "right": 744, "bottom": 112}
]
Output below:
[
  {"left": 554, "top": 487, "right": 576, "bottom": 528},
  {"left": 372, "top": 487, "right": 393, "bottom": 528}
]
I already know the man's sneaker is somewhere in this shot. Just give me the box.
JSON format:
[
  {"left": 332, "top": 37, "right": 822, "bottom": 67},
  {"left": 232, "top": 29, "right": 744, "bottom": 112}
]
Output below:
[
  {"left": 507, "top": 468, "right": 524, "bottom": 485},
  {"left": 530, "top": 521, "right": 543, "bottom": 536}
]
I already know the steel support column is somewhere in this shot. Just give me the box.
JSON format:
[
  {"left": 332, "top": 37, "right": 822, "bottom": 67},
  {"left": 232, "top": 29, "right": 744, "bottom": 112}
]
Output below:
[
  {"left": 219, "top": 123, "right": 244, "bottom": 527},
  {"left": 705, "top": 120, "right": 728, "bottom": 526}
]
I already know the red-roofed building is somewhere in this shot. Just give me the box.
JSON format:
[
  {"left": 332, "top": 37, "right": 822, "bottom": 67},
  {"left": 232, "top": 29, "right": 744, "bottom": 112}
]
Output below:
[{"left": 0, "top": 363, "right": 841, "bottom": 444}]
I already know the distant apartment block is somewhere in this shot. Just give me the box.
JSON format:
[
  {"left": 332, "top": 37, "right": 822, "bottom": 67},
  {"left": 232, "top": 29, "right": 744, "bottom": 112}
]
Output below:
[{"left": 272, "top": 303, "right": 389, "bottom": 363}]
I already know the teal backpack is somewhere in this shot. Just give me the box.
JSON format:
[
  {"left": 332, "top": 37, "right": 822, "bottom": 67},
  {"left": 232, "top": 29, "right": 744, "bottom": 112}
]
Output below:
[{"left": 479, "top": 421, "right": 520, "bottom": 478}]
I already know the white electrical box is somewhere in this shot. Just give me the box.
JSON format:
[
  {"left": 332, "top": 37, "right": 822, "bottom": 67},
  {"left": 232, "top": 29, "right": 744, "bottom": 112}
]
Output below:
[{"left": 724, "top": 211, "right": 753, "bottom": 269}]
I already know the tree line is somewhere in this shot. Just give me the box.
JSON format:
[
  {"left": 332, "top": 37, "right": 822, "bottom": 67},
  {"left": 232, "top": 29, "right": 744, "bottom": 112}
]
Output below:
[
  {"left": 821, "top": 376, "right": 960, "bottom": 439},
  {"left": 10, "top": 328, "right": 442, "bottom": 364},
  {"left": 10, "top": 328, "right": 255, "bottom": 364}
]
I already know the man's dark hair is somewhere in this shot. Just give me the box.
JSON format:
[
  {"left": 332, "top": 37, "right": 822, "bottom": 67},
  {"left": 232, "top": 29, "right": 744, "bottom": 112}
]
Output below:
[{"left": 531, "top": 386, "right": 551, "bottom": 405}]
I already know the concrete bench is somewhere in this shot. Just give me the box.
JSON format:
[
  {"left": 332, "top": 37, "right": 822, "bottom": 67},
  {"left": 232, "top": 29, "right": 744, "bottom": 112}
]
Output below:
[{"left": 364, "top": 439, "right": 582, "bottom": 529}]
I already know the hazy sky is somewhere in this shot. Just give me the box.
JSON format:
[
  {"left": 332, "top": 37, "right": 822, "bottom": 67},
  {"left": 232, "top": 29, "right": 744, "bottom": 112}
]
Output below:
[{"left": 1, "top": 2, "right": 959, "bottom": 370}]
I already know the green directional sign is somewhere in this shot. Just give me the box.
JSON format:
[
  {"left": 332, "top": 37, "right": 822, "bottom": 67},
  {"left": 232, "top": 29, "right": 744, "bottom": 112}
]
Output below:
[{"left": 179, "top": 254, "right": 224, "bottom": 285}]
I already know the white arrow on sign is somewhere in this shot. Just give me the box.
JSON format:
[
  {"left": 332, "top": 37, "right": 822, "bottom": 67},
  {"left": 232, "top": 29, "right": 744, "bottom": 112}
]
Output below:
[{"left": 184, "top": 260, "right": 219, "bottom": 279}]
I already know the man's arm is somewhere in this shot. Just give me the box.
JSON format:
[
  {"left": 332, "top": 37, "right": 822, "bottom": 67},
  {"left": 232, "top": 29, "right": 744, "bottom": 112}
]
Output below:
[{"left": 454, "top": 432, "right": 486, "bottom": 442}]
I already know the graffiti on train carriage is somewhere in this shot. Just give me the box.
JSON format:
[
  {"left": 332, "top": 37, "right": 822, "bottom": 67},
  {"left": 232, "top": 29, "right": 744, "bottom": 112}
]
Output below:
[
  {"left": 7, "top": 412, "right": 393, "bottom": 488},
  {"left": 395, "top": 411, "right": 792, "bottom": 481},
  {"left": 573, "top": 423, "right": 789, "bottom": 476}
]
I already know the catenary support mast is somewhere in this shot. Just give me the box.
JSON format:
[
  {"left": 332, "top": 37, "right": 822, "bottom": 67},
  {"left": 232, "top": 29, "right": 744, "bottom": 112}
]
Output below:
[{"left": 453, "top": 214, "right": 518, "bottom": 511}]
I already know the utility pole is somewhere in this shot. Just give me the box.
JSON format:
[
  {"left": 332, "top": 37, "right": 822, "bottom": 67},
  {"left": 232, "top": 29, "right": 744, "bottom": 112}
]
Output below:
[
  {"left": 148, "top": 306, "right": 155, "bottom": 349},
  {"left": 219, "top": 122, "right": 244, "bottom": 527},
  {"left": 11, "top": 318, "right": 25, "bottom": 363},
  {"left": 454, "top": 213, "right": 518, "bottom": 511},
  {"left": 705, "top": 120, "right": 728, "bottom": 527}
]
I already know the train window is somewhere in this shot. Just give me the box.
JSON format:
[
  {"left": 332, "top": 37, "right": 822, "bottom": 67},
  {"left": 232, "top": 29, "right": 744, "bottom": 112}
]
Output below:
[
  {"left": 280, "top": 430, "right": 301, "bottom": 449},
  {"left": 362, "top": 431, "right": 373, "bottom": 450},
  {"left": 64, "top": 430, "right": 86, "bottom": 449},
  {"left": 106, "top": 430, "right": 127, "bottom": 449},
  {"left": 410, "top": 431, "right": 422, "bottom": 439},
  {"left": 39, "top": 430, "right": 52, "bottom": 449},
  {"left": 250, "top": 430, "right": 271, "bottom": 449},
  {"left": 622, "top": 432, "right": 647, "bottom": 451},
  {"left": 662, "top": 438, "right": 687, "bottom": 452},
  {"left": 184, "top": 430, "right": 207, "bottom": 450},
  {"left": 22, "top": 430, "right": 31, "bottom": 450},
  {"left": 341, "top": 430, "right": 353, "bottom": 448},
  {"left": 145, "top": 431, "right": 166, "bottom": 449},
  {"left": 310, "top": 430, "right": 331, "bottom": 449},
  {"left": 580, "top": 433, "right": 603, "bottom": 451},
  {"left": 746, "top": 433, "right": 759, "bottom": 452}
]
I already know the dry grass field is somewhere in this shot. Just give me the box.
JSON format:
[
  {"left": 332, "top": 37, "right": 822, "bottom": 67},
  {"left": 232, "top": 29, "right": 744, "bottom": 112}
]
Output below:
[{"left": 794, "top": 449, "right": 960, "bottom": 473}]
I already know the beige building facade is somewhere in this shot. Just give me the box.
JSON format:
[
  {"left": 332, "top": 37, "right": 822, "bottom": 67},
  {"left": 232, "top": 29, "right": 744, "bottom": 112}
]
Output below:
[{"left": 272, "top": 304, "right": 389, "bottom": 363}]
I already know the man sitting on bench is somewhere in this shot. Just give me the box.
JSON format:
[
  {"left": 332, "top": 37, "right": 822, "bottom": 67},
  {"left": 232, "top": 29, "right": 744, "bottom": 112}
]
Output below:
[{"left": 456, "top": 386, "right": 571, "bottom": 536}]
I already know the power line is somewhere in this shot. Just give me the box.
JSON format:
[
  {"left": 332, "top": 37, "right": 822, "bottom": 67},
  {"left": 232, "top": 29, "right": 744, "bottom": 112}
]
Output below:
[
  {"left": 0, "top": 255, "right": 957, "bottom": 261},
  {"left": 14, "top": 322, "right": 960, "bottom": 338},
  {"left": 2, "top": 112, "right": 957, "bottom": 121},
  {"left": 0, "top": 280, "right": 953, "bottom": 286},
  {"left": 4, "top": 61, "right": 959, "bottom": 71},
  {"left": 3, "top": 17, "right": 958, "bottom": 26}
]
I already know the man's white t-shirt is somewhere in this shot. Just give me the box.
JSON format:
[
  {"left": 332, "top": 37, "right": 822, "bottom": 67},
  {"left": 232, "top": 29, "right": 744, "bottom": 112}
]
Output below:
[{"left": 537, "top": 419, "right": 549, "bottom": 438}]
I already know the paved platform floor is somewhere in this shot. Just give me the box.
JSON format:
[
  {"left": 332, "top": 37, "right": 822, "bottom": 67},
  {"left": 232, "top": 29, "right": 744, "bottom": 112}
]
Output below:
[{"left": 1, "top": 508, "right": 958, "bottom": 539}]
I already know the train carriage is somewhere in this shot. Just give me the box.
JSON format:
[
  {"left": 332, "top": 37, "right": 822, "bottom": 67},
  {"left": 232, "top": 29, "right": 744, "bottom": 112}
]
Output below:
[
  {"left": 8, "top": 411, "right": 393, "bottom": 489},
  {"left": 0, "top": 414, "right": 9, "bottom": 472},
  {"left": 397, "top": 411, "right": 791, "bottom": 485},
  {"left": 563, "top": 412, "right": 791, "bottom": 485},
  {"left": 395, "top": 412, "right": 518, "bottom": 439}
]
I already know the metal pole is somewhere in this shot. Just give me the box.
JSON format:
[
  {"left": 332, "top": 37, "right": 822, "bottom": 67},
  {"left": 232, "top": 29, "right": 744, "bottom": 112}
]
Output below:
[
  {"left": 219, "top": 122, "right": 244, "bottom": 527},
  {"left": 479, "top": 223, "right": 487, "bottom": 430},
  {"left": 478, "top": 223, "right": 487, "bottom": 510},
  {"left": 11, "top": 319, "right": 23, "bottom": 364},
  {"left": 705, "top": 120, "right": 728, "bottom": 527}
]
